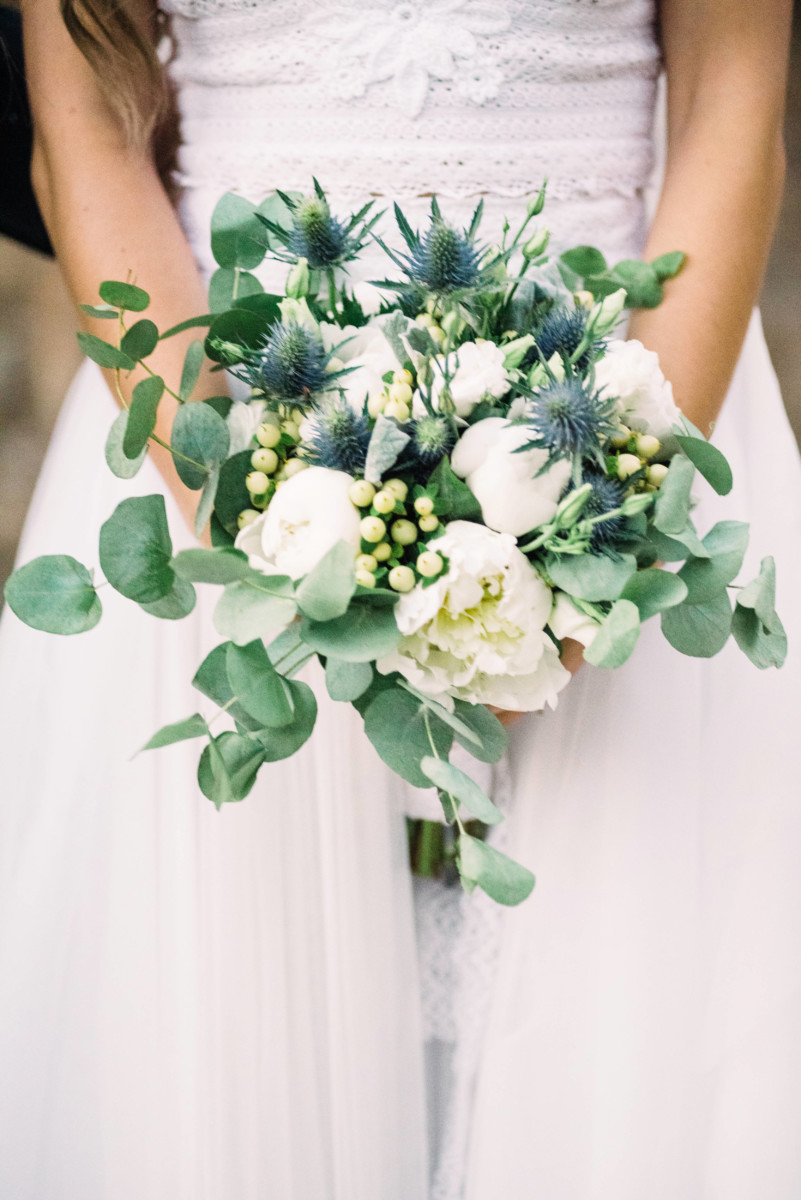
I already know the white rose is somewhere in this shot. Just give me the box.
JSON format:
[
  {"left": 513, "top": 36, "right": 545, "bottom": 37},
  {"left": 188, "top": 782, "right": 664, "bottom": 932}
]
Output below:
[
  {"left": 377, "top": 520, "right": 570, "bottom": 712},
  {"left": 594, "top": 339, "right": 682, "bottom": 445},
  {"left": 321, "top": 321, "right": 400, "bottom": 413},
  {"left": 234, "top": 466, "right": 361, "bottom": 580},
  {"left": 415, "top": 341, "right": 510, "bottom": 419},
  {"left": 450, "top": 418, "right": 572, "bottom": 537},
  {"left": 548, "top": 592, "right": 601, "bottom": 649}
]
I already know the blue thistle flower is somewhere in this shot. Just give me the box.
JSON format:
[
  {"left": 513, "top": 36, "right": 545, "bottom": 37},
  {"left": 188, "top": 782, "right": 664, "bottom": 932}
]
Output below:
[
  {"left": 404, "top": 219, "right": 482, "bottom": 293},
  {"left": 411, "top": 414, "right": 455, "bottom": 467},
  {"left": 289, "top": 195, "right": 348, "bottom": 269},
  {"left": 302, "top": 398, "right": 371, "bottom": 475},
  {"left": 522, "top": 377, "right": 617, "bottom": 463},
  {"left": 578, "top": 471, "right": 628, "bottom": 550},
  {"left": 248, "top": 322, "right": 329, "bottom": 405},
  {"left": 532, "top": 306, "right": 593, "bottom": 370}
]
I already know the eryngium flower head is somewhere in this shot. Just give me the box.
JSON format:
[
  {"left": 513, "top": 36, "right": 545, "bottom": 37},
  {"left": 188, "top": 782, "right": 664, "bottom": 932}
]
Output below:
[
  {"left": 289, "top": 195, "right": 348, "bottom": 269},
  {"left": 412, "top": 414, "right": 456, "bottom": 467},
  {"left": 303, "top": 398, "right": 371, "bottom": 475},
  {"left": 532, "top": 306, "right": 593, "bottom": 370},
  {"left": 522, "top": 377, "right": 617, "bottom": 462},
  {"left": 579, "top": 471, "right": 627, "bottom": 550},
  {"left": 404, "top": 219, "right": 482, "bottom": 293},
  {"left": 252, "top": 322, "right": 329, "bottom": 403}
]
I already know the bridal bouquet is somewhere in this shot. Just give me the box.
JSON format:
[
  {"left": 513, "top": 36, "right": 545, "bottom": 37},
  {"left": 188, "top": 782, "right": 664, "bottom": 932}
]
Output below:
[{"left": 5, "top": 183, "right": 787, "bottom": 905}]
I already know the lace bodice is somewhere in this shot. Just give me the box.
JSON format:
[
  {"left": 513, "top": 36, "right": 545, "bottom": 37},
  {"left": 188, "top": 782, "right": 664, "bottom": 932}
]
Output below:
[{"left": 160, "top": 0, "right": 662, "bottom": 270}]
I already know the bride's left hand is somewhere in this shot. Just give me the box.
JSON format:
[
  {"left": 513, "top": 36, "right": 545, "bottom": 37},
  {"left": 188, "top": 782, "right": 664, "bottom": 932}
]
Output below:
[{"left": 488, "top": 636, "right": 585, "bottom": 728}]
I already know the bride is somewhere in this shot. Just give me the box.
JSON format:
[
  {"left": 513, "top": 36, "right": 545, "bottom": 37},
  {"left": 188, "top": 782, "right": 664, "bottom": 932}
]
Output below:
[{"left": 2, "top": 1, "right": 800, "bottom": 1197}]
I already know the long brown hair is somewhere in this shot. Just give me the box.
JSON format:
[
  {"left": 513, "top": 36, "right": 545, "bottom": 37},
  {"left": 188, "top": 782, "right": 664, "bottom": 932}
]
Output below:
[{"left": 60, "top": 0, "right": 179, "bottom": 185}]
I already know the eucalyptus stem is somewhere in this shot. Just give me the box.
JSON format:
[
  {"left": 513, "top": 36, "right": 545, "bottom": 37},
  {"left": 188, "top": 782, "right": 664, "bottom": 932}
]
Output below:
[{"left": 422, "top": 709, "right": 465, "bottom": 835}]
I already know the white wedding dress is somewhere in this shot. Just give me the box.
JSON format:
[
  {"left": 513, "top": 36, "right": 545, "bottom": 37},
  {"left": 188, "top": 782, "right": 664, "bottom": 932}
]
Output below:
[{"left": 3, "top": 2, "right": 801, "bottom": 1198}]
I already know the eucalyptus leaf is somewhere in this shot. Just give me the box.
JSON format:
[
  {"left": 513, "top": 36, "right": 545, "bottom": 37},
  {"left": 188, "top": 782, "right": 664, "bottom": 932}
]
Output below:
[
  {"left": 661, "top": 592, "right": 732, "bottom": 657},
  {"left": 428, "top": 456, "right": 482, "bottom": 521},
  {"left": 159, "top": 313, "right": 214, "bottom": 340},
  {"left": 647, "top": 522, "right": 710, "bottom": 562},
  {"left": 105, "top": 410, "right": 147, "bottom": 478},
  {"left": 123, "top": 375, "right": 163, "bottom": 459},
  {"left": 77, "top": 332, "right": 135, "bottom": 372},
  {"left": 255, "top": 679, "right": 318, "bottom": 762},
  {"left": 194, "top": 467, "right": 220, "bottom": 539},
  {"left": 363, "top": 687, "right": 452, "bottom": 787},
  {"left": 214, "top": 579, "right": 297, "bottom": 645},
  {"left": 99, "top": 280, "right": 150, "bottom": 312},
  {"left": 364, "top": 414, "right": 411, "bottom": 484},
  {"left": 296, "top": 540, "right": 356, "bottom": 621},
  {"left": 179, "top": 340, "right": 206, "bottom": 401},
  {"left": 4, "top": 554, "right": 102, "bottom": 635},
  {"left": 610, "top": 259, "right": 662, "bottom": 308},
  {"left": 192, "top": 642, "right": 262, "bottom": 732},
  {"left": 325, "top": 658, "right": 373, "bottom": 702},
  {"left": 547, "top": 552, "right": 637, "bottom": 602},
  {"left": 210, "top": 192, "right": 270, "bottom": 270},
  {"left": 198, "top": 731, "right": 265, "bottom": 808},
  {"left": 208, "top": 267, "right": 264, "bottom": 312},
  {"left": 458, "top": 834, "right": 535, "bottom": 906},
  {"left": 619, "top": 568, "right": 688, "bottom": 620},
  {"left": 173, "top": 546, "right": 258, "bottom": 585},
  {"left": 300, "top": 601, "right": 401, "bottom": 662},
  {"left": 170, "top": 400, "right": 230, "bottom": 490},
  {"left": 650, "top": 251, "right": 685, "bottom": 282},
  {"left": 583, "top": 598, "right": 641, "bottom": 668},
  {"left": 80, "top": 303, "right": 118, "bottom": 320},
  {"left": 226, "top": 640, "right": 295, "bottom": 728},
  {"left": 140, "top": 713, "right": 208, "bottom": 752},
  {"left": 139, "top": 575, "right": 197, "bottom": 620},
  {"left": 215, "top": 450, "right": 255, "bottom": 535},
  {"left": 653, "top": 455, "right": 696, "bottom": 535},
  {"left": 559, "top": 245, "right": 608, "bottom": 278},
  {"left": 205, "top": 309, "right": 272, "bottom": 363},
  {"left": 121, "top": 318, "right": 159, "bottom": 362},
  {"left": 420, "top": 756, "right": 502, "bottom": 825},
  {"left": 675, "top": 435, "right": 733, "bottom": 496},
  {"left": 678, "top": 521, "right": 749, "bottom": 604},
  {"left": 98, "top": 494, "right": 174, "bottom": 603},
  {"left": 731, "top": 558, "right": 787, "bottom": 668},
  {"left": 451, "top": 699, "right": 508, "bottom": 764},
  {"left": 397, "top": 681, "right": 482, "bottom": 748}
]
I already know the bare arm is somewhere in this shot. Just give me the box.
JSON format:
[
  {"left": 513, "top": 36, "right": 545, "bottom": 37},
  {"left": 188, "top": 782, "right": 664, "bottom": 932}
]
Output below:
[
  {"left": 21, "top": 0, "right": 218, "bottom": 531},
  {"left": 629, "top": 0, "right": 792, "bottom": 435}
]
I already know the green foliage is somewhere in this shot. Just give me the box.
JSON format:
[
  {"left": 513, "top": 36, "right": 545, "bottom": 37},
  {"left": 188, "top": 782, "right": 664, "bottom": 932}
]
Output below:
[
  {"left": 120, "top": 319, "right": 159, "bottom": 362},
  {"left": 731, "top": 556, "right": 787, "bottom": 669},
  {"left": 99, "top": 280, "right": 150, "bottom": 312},
  {"left": 677, "top": 521, "right": 748, "bottom": 604},
  {"left": 98, "top": 494, "right": 174, "bottom": 603},
  {"left": 420, "top": 756, "right": 503, "bottom": 824},
  {"left": 226, "top": 640, "right": 295, "bottom": 727},
  {"left": 214, "top": 450, "right": 255, "bottom": 536},
  {"left": 584, "top": 598, "right": 641, "bottom": 668},
  {"left": 80, "top": 303, "right": 118, "bottom": 320},
  {"left": 547, "top": 552, "right": 637, "bottom": 602},
  {"left": 364, "top": 414, "right": 411, "bottom": 484},
  {"left": 428, "top": 456, "right": 482, "bottom": 521},
  {"left": 159, "top": 314, "right": 214, "bottom": 340},
  {"left": 192, "top": 642, "right": 263, "bottom": 732},
  {"left": 4, "top": 555, "right": 102, "bottom": 635},
  {"left": 647, "top": 521, "right": 709, "bottom": 562},
  {"left": 620, "top": 567, "right": 688, "bottom": 620},
  {"left": 208, "top": 268, "right": 264, "bottom": 313},
  {"left": 661, "top": 592, "right": 732, "bottom": 657},
  {"left": 559, "top": 246, "right": 607, "bottom": 278},
  {"left": 123, "top": 376, "right": 164, "bottom": 459},
  {"left": 254, "top": 679, "right": 318, "bottom": 762},
  {"left": 179, "top": 340, "right": 206, "bottom": 401},
  {"left": 675, "top": 435, "right": 733, "bottom": 496},
  {"left": 77, "top": 332, "right": 135, "bottom": 372},
  {"left": 205, "top": 308, "right": 273, "bottom": 363},
  {"left": 105, "top": 410, "right": 147, "bottom": 478},
  {"left": 213, "top": 578, "right": 297, "bottom": 645},
  {"left": 173, "top": 546, "right": 255, "bottom": 585},
  {"left": 194, "top": 466, "right": 220, "bottom": 538},
  {"left": 458, "top": 834, "right": 535, "bottom": 906},
  {"left": 363, "top": 687, "right": 453, "bottom": 787},
  {"left": 301, "top": 599, "right": 401, "bottom": 662},
  {"left": 198, "top": 731, "right": 266, "bottom": 808},
  {"left": 170, "top": 400, "right": 230, "bottom": 490},
  {"left": 296, "top": 540, "right": 357, "bottom": 621},
  {"left": 140, "top": 713, "right": 208, "bottom": 752},
  {"left": 210, "top": 192, "right": 270, "bottom": 270},
  {"left": 651, "top": 251, "right": 685, "bottom": 282},
  {"left": 139, "top": 575, "right": 197, "bottom": 620},
  {"left": 451, "top": 699, "right": 508, "bottom": 763},
  {"left": 653, "top": 455, "right": 696, "bottom": 535},
  {"left": 325, "top": 658, "right": 373, "bottom": 702}
]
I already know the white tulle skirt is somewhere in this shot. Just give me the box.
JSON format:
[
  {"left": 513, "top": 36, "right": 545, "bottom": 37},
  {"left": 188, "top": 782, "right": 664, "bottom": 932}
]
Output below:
[{"left": 2, "top": 309, "right": 801, "bottom": 1200}]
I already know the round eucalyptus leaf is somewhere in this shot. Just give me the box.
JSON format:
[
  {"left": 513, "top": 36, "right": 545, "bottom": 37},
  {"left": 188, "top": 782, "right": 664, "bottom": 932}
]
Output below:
[
  {"left": 363, "top": 687, "right": 452, "bottom": 788},
  {"left": 123, "top": 376, "right": 163, "bottom": 460},
  {"left": 256, "top": 679, "right": 318, "bottom": 762},
  {"left": 99, "top": 280, "right": 150, "bottom": 312},
  {"left": 198, "top": 731, "right": 266, "bottom": 808},
  {"left": 210, "top": 193, "right": 270, "bottom": 270},
  {"left": 121, "top": 319, "right": 159, "bottom": 362},
  {"left": 171, "top": 401, "right": 230, "bottom": 490},
  {"left": 660, "top": 593, "right": 732, "bottom": 658},
  {"left": 458, "top": 834, "right": 535, "bottom": 907},
  {"left": 325, "top": 658, "right": 373, "bottom": 702},
  {"left": 4, "top": 555, "right": 102, "bottom": 635},
  {"left": 105, "top": 410, "right": 147, "bottom": 479},
  {"left": 77, "top": 331, "right": 135, "bottom": 372},
  {"left": 214, "top": 450, "right": 255, "bottom": 535},
  {"left": 301, "top": 601, "right": 401, "bottom": 662},
  {"left": 98, "top": 494, "right": 175, "bottom": 603},
  {"left": 139, "top": 575, "right": 197, "bottom": 620}
]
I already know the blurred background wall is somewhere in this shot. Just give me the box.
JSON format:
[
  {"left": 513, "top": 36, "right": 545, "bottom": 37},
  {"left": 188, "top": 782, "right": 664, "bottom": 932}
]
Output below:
[{"left": 0, "top": 19, "right": 799, "bottom": 589}]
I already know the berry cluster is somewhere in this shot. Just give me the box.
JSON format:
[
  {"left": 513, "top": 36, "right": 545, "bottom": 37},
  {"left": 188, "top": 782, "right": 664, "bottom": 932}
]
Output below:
[
  {"left": 348, "top": 477, "right": 446, "bottom": 592},
  {"left": 238, "top": 413, "right": 308, "bottom": 529},
  {"left": 606, "top": 426, "right": 668, "bottom": 492}
]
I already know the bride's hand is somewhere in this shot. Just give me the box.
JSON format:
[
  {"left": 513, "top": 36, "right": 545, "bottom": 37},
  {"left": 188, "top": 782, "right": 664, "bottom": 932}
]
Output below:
[{"left": 487, "top": 636, "right": 585, "bottom": 728}]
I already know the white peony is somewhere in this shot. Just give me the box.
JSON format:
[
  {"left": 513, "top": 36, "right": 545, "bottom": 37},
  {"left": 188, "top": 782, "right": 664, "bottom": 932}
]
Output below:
[
  {"left": 594, "top": 338, "right": 682, "bottom": 444},
  {"left": 548, "top": 592, "right": 601, "bottom": 649},
  {"left": 415, "top": 340, "right": 510, "bottom": 419},
  {"left": 451, "top": 418, "right": 572, "bottom": 537},
  {"left": 320, "top": 321, "right": 401, "bottom": 412},
  {"left": 377, "top": 520, "right": 571, "bottom": 712},
  {"left": 235, "top": 466, "right": 361, "bottom": 580}
]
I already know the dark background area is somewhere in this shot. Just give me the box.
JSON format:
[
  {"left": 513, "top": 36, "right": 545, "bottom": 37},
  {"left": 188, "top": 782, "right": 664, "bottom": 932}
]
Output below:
[{"left": 1, "top": 16, "right": 799, "bottom": 587}]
